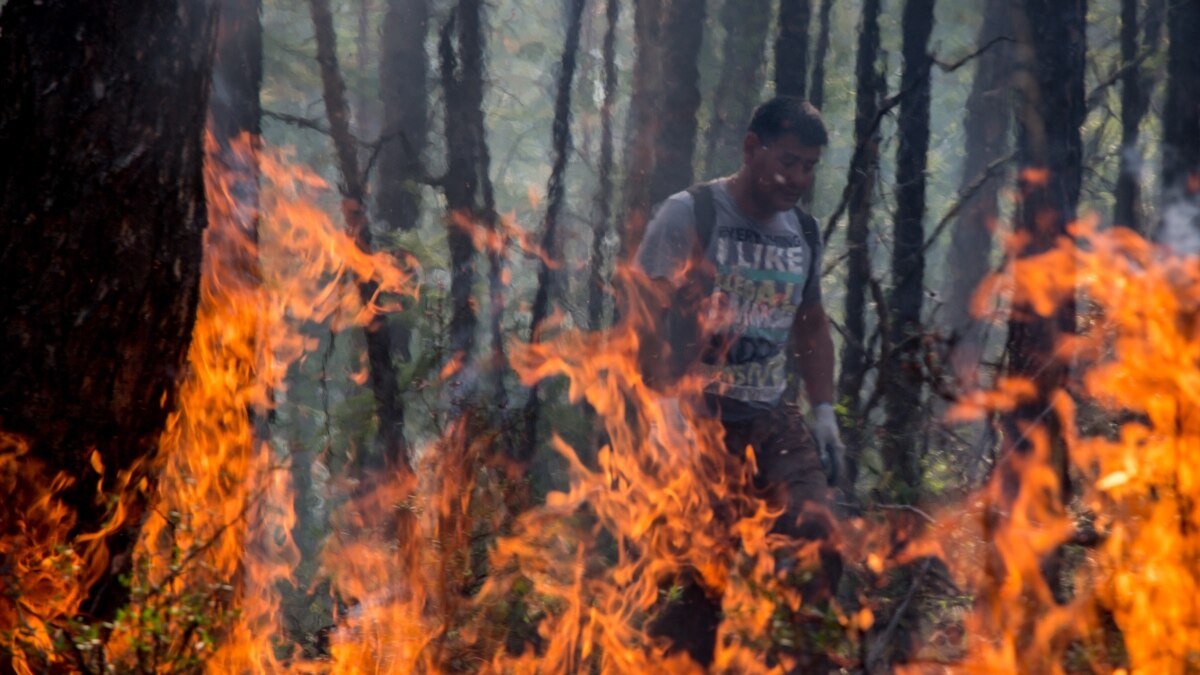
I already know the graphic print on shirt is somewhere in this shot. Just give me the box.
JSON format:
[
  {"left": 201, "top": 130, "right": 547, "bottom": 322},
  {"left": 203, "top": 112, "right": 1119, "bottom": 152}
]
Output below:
[{"left": 702, "top": 224, "right": 811, "bottom": 405}]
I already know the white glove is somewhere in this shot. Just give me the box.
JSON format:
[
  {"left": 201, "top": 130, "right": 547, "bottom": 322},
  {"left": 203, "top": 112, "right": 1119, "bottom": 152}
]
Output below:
[
  {"left": 812, "top": 403, "right": 844, "bottom": 486},
  {"left": 649, "top": 397, "right": 693, "bottom": 457}
]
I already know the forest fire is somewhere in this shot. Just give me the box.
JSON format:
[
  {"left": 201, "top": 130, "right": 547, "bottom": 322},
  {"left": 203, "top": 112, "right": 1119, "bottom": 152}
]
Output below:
[{"left": 3, "top": 145, "right": 1200, "bottom": 673}]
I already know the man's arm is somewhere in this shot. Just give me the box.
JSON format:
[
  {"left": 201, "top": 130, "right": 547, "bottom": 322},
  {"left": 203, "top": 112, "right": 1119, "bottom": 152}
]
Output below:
[
  {"left": 790, "top": 302, "right": 835, "bottom": 406},
  {"left": 633, "top": 194, "right": 699, "bottom": 391},
  {"left": 791, "top": 301, "right": 844, "bottom": 484},
  {"left": 634, "top": 276, "right": 677, "bottom": 389}
]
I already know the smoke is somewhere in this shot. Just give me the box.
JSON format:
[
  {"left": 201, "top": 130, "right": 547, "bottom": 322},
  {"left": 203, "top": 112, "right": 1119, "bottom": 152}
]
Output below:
[{"left": 1157, "top": 186, "right": 1200, "bottom": 255}]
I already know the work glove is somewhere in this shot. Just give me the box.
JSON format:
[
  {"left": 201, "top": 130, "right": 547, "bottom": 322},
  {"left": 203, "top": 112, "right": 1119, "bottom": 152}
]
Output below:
[
  {"left": 812, "top": 403, "right": 845, "bottom": 486},
  {"left": 648, "top": 397, "right": 694, "bottom": 457}
]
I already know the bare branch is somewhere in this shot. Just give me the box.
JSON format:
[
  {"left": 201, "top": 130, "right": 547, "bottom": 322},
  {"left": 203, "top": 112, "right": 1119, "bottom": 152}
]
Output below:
[
  {"left": 920, "top": 150, "right": 1016, "bottom": 256},
  {"left": 932, "top": 35, "right": 1015, "bottom": 73}
]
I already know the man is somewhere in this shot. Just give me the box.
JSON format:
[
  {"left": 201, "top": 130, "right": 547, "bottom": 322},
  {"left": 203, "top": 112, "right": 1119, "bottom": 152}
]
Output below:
[{"left": 635, "top": 96, "right": 843, "bottom": 664}]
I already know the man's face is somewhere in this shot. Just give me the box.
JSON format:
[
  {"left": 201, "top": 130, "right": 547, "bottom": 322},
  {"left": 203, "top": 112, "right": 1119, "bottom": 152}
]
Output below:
[{"left": 742, "top": 133, "right": 822, "bottom": 214}]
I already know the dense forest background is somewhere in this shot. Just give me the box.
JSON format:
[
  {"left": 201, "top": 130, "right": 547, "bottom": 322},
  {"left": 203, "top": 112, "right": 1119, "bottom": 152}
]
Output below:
[{"left": 3, "top": 0, "right": 1200, "bottom": 671}]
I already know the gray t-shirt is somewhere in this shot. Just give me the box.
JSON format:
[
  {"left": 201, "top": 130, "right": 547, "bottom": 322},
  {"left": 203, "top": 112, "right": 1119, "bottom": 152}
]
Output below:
[{"left": 636, "top": 179, "right": 822, "bottom": 421}]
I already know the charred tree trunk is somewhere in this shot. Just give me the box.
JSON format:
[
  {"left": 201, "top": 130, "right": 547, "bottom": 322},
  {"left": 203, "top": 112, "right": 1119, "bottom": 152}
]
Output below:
[
  {"left": 377, "top": 0, "right": 430, "bottom": 376},
  {"left": 704, "top": 0, "right": 772, "bottom": 177},
  {"left": 1000, "top": 0, "right": 1086, "bottom": 606},
  {"left": 587, "top": 0, "right": 620, "bottom": 331},
  {"left": 835, "top": 0, "right": 884, "bottom": 490},
  {"left": 309, "top": 0, "right": 409, "bottom": 469},
  {"left": 0, "top": 0, "right": 218, "bottom": 615},
  {"left": 522, "top": 0, "right": 586, "bottom": 462},
  {"left": 377, "top": 0, "right": 429, "bottom": 235},
  {"left": 774, "top": 0, "right": 812, "bottom": 99},
  {"left": 1114, "top": 0, "right": 1148, "bottom": 232},
  {"left": 808, "top": 0, "right": 833, "bottom": 112},
  {"left": 209, "top": 0, "right": 264, "bottom": 304},
  {"left": 881, "top": 0, "right": 934, "bottom": 502},
  {"left": 1160, "top": 0, "right": 1200, "bottom": 245},
  {"left": 1005, "top": 0, "right": 1085, "bottom": 458},
  {"left": 211, "top": 0, "right": 263, "bottom": 155},
  {"left": 440, "top": 0, "right": 504, "bottom": 410},
  {"left": 209, "top": 0, "right": 266, "bottom": 477},
  {"left": 943, "top": 0, "right": 1012, "bottom": 376}
]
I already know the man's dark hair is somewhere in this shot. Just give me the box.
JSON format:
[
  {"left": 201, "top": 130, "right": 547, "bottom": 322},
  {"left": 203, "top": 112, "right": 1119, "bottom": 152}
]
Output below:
[{"left": 747, "top": 96, "right": 828, "bottom": 147}]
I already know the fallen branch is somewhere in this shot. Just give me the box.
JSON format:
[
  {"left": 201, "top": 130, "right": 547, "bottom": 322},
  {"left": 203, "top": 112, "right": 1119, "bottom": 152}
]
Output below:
[{"left": 866, "top": 556, "right": 936, "bottom": 670}]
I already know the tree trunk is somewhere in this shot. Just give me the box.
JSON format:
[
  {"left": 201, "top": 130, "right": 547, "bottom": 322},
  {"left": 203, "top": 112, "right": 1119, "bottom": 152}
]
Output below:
[
  {"left": 209, "top": 0, "right": 267, "bottom": 498},
  {"left": 309, "top": 0, "right": 409, "bottom": 469},
  {"left": 808, "top": 0, "right": 833, "bottom": 112},
  {"left": 1161, "top": 0, "right": 1200, "bottom": 246},
  {"left": 881, "top": 0, "right": 934, "bottom": 502},
  {"left": 587, "top": 0, "right": 620, "bottom": 331},
  {"left": 703, "top": 0, "right": 772, "bottom": 178},
  {"left": 774, "top": 0, "right": 811, "bottom": 99},
  {"left": 376, "top": 0, "right": 430, "bottom": 377},
  {"left": 211, "top": 0, "right": 263, "bottom": 154},
  {"left": 1005, "top": 0, "right": 1085, "bottom": 456},
  {"left": 942, "top": 0, "right": 1012, "bottom": 371},
  {"left": 355, "top": 0, "right": 375, "bottom": 140},
  {"left": 0, "top": 0, "right": 218, "bottom": 614},
  {"left": 522, "top": 0, "right": 586, "bottom": 463},
  {"left": 439, "top": 0, "right": 504, "bottom": 410},
  {"left": 209, "top": 0, "right": 264, "bottom": 298},
  {"left": 619, "top": 0, "right": 706, "bottom": 256},
  {"left": 377, "top": 0, "right": 430, "bottom": 234},
  {"left": 618, "top": 0, "right": 661, "bottom": 258},
  {"left": 835, "top": 0, "right": 884, "bottom": 490},
  {"left": 1114, "top": 0, "right": 1142, "bottom": 231},
  {"left": 648, "top": 0, "right": 707, "bottom": 207},
  {"left": 1001, "top": 0, "right": 1086, "bottom": 606}
]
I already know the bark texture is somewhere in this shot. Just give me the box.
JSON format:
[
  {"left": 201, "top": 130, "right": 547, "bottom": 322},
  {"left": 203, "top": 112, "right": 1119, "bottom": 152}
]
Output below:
[
  {"left": 881, "top": 0, "right": 935, "bottom": 500},
  {"left": 835, "top": 0, "right": 884, "bottom": 490},
  {"left": 0, "top": 0, "right": 217, "bottom": 516},
  {"left": 587, "top": 0, "right": 620, "bottom": 331},
  {"left": 310, "top": 0, "right": 409, "bottom": 468},
  {"left": 704, "top": 0, "right": 772, "bottom": 177},
  {"left": 0, "top": 0, "right": 217, "bottom": 623},
  {"left": 774, "top": 0, "right": 812, "bottom": 99}
]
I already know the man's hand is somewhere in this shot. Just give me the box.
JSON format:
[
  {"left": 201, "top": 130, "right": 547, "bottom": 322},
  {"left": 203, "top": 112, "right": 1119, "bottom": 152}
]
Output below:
[{"left": 812, "top": 403, "right": 844, "bottom": 486}]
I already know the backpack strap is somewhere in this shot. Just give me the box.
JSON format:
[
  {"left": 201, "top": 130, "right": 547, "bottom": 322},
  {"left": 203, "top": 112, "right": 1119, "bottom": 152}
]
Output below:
[
  {"left": 687, "top": 183, "right": 717, "bottom": 253},
  {"left": 793, "top": 206, "right": 822, "bottom": 274},
  {"left": 793, "top": 206, "right": 821, "bottom": 255}
]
